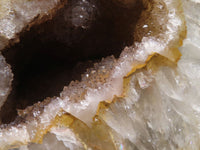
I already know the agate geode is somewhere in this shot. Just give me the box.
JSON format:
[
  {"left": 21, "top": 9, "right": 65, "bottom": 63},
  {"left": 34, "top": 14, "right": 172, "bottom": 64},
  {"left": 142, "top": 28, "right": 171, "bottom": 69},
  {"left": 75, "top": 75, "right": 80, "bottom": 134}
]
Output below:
[{"left": 0, "top": 0, "right": 200, "bottom": 149}]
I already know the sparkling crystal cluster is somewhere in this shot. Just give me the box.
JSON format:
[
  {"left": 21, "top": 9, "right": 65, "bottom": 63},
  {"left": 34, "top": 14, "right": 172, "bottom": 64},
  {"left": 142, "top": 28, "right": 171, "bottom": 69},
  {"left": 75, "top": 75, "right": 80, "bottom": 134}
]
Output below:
[
  {"left": 0, "top": 0, "right": 199, "bottom": 150},
  {"left": 0, "top": 54, "right": 12, "bottom": 112},
  {"left": 0, "top": 0, "right": 67, "bottom": 51}
]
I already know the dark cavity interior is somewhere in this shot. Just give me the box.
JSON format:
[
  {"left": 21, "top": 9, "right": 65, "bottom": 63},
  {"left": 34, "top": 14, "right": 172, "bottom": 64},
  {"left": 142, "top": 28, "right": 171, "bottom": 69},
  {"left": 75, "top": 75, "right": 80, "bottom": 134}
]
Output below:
[{"left": 0, "top": 0, "right": 144, "bottom": 123}]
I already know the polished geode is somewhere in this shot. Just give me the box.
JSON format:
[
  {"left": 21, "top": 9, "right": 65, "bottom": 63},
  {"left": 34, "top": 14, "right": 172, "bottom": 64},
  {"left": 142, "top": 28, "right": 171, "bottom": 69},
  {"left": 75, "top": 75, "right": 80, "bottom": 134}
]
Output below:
[{"left": 0, "top": 0, "right": 200, "bottom": 150}]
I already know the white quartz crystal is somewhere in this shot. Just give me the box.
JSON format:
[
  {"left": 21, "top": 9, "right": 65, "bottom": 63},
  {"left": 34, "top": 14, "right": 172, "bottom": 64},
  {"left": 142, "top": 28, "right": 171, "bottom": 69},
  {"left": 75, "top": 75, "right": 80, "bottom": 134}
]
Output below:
[
  {"left": 64, "top": 0, "right": 97, "bottom": 28},
  {"left": 101, "top": 56, "right": 200, "bottom": 149},
  {"left": 0, "top": 0, "right": 66, "bottom": 51},
  {"left": 98, "top": 1, "right": 200, "bottom": 149},
  {"left": 0, "top": 53, "right": 12, "bottom": 111},
  {"left": 1, "top": 0, "right": 200, "bottom": 149}
]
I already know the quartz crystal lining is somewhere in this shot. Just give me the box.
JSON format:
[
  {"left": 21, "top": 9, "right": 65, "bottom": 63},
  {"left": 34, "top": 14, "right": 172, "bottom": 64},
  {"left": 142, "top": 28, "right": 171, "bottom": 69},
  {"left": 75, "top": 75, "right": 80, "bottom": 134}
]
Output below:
[
  {"left": 0, "top": 0, "right": 197, "bottom": 149},
  {"left": 0, "top": 0, "right": 143, "bottom": 123},
  {"left": 0, "top": 0, "right": 67, "bottom": 51},
  {"left": 0, "top": 53, "right": 12, "bottom": 112},
  {"left": 58, "top": 0, "right": 185, "bottom": 124},
  {"left": 65, "top": 0, "right": 97, "bottom": 28},
  {"left": 98, "top": 55, "right": 200, "bottom": 149},
  {"left": 0, "top": 0, "right": 67, "bottom": 116}
]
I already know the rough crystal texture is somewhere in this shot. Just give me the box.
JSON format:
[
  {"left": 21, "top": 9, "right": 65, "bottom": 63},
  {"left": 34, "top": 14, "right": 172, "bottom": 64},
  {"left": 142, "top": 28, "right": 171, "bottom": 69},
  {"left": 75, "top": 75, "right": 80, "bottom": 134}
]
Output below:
[
  {"left": 0, "top": 53, "right": 12, "bottom": 112},
  {"left": 55, "top": 0, "right": 185, "bottom": 124},
  {"left": 96, "top": 1, "right": 200, "bottom": 149},
  {"left": 0, "top": 0, "right": 67, "bottom": 113},
  {"left": 98, "top": 56, "right": 200, "bottom": 149},
  {"left": 64, "top": 0, "right": 97, "bottom": 28},
  {"left": 28, "top": 132, "right": 81, "bottom": 150},
  {"left": 0, "top": 0, "right": 67, "bottom": 51},
  {"left": 0, "top": 0, "right": 198, "bottom": 149}
]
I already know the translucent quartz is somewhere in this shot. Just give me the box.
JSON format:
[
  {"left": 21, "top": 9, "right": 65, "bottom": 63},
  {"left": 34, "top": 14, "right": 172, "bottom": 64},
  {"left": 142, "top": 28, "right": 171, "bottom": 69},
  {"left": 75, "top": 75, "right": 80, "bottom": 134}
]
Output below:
[
  {"left": 1, "top": 0, "right": 198, "bottom": 149},
  {"left": 97, "top": 1, "right": 200, "bottom": 149},
  {"left": 0, "top": 0, "right": 66, "bottom": 51},
  {"left": 0, "top": 53, "right": 12, "bottom": 112},
  {"left": 56, "top": 0, "right": 185, "bottom": 124},
  {"left": 64, "top": 0, "right": 97, "bottom": 28},
  {"left": 99, "top": 56, "right": 200, "bottom": 149}
]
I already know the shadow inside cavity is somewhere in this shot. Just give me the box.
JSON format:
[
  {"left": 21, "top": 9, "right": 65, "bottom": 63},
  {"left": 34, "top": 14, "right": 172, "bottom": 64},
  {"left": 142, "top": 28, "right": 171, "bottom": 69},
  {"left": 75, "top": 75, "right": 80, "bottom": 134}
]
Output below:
[{"left": 0, "top": 0, "right": 144, "bottom": 124}]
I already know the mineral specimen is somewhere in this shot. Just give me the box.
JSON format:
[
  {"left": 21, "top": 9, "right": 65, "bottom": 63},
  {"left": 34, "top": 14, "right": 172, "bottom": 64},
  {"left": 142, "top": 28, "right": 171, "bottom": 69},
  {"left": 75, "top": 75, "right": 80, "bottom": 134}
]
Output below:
[
  {"left": 0, "top": 0, "right": 68, "bottom": 50},
  {"left": 0, "top": 54, "right": 12, "bottom": 112},
  {"left": 0, "top": 0, "right": 199, "bottom": 150}
]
